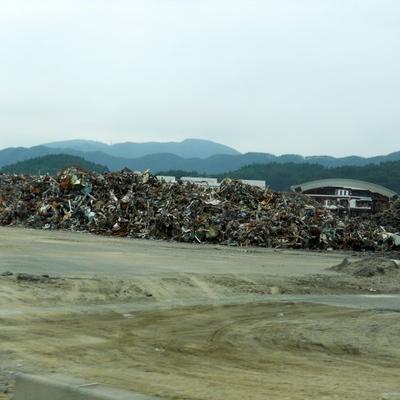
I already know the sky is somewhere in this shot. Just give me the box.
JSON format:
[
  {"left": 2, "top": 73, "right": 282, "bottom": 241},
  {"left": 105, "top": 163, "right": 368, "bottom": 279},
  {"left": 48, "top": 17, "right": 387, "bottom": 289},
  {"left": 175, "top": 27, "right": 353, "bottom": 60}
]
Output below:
[{"left": 0, "top": 0, "right": 399, "bottom": 156}]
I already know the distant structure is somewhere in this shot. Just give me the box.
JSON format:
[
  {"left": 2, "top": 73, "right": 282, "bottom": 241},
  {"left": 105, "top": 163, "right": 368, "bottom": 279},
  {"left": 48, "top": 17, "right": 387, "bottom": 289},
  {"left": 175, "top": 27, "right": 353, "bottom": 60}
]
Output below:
[
  {"left": 180, "top": 177, "right": 219, "bottom": 188},
  {"left": 156, "top": 175, "right": 267, "bottom": 189},
  {"left": 291, "top": 178, "right": 397, "bottom": 215}
]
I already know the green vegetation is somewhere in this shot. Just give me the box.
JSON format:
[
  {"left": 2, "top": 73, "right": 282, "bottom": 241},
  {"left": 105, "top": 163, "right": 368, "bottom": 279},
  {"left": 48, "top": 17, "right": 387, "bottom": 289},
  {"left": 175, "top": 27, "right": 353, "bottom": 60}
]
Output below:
[
  {"left": 1, "top": 154, "right": 109, "bottom": 175},
  {"left": 158, "top": 160, "right": 400, "bottom": 193}
]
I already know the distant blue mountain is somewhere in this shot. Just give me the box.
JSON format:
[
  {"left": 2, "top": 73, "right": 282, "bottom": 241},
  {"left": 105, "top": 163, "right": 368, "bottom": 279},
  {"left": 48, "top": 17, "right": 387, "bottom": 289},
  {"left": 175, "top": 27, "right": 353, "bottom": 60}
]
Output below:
[
  {"left": 44, "top": 138, "right": 240, "bottom": 159},
  {"left": 1, "top": 140, "right": 400, "bottom": 174}
]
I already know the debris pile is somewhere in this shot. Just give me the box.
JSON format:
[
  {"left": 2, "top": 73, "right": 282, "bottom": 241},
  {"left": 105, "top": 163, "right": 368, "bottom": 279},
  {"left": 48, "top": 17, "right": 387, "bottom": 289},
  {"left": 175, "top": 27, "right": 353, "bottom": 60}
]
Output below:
[
  {"left": 373, "top": 199, "right": 400, "bottom": 231},
  {"left": 0, "top": 168, "right": 399, "bottom": 251},
  {"left": 330, "top": 257, "right": 400, "bottom": 278}
]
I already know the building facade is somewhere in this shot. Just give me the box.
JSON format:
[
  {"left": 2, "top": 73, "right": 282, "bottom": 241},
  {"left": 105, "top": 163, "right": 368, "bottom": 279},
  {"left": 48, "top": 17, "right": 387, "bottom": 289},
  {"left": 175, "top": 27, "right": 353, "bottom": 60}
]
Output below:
[{"left": 291, "top": 179, "right": 397, "bottom": 215}]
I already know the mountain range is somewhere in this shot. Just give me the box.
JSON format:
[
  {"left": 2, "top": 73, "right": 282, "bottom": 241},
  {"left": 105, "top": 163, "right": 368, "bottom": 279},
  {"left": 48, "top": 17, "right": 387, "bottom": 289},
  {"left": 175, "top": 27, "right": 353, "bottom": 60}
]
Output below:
[
  {"left": 1, "top": 139, "right": 400, "bottom": 174},
  {"left": 43, "top": 139, "right": 240, "bottom": 159}
]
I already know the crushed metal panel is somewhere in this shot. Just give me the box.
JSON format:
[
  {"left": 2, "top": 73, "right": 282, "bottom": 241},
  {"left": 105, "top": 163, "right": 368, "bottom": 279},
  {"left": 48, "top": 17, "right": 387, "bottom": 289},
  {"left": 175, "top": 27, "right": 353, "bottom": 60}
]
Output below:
[
  {"left": 180, "top": 176, "right": 219, "bottom": 187},
  {"left": 156, "top": 175, "right": 176, "bottom": 183},
  {"left": 240, "top": 179, "right": 266, "bottom": 189}
]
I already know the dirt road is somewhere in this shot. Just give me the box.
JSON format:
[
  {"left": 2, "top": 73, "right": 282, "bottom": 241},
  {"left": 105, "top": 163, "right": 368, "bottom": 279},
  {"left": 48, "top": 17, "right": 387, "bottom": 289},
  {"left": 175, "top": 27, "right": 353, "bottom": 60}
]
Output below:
[
  {"left": 0, "top": 227, "right": 352, "bottom": 278},
  {"left": 0, "top": 227, "right": 400, "bottom": 399}
]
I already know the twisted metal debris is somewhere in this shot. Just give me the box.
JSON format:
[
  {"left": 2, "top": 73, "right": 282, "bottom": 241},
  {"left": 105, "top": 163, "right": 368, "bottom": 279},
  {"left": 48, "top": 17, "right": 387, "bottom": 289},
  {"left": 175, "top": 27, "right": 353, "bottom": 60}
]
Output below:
[{"left": 0, "top": 168, "right": 399, "bottom": 251}]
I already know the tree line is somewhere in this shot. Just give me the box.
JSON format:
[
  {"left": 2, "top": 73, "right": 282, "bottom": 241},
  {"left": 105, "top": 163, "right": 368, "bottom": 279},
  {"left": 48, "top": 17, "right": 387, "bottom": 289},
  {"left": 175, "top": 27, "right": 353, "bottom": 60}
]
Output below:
[{"left": 0, "top": 154, "right": 109, "bottom": 176}]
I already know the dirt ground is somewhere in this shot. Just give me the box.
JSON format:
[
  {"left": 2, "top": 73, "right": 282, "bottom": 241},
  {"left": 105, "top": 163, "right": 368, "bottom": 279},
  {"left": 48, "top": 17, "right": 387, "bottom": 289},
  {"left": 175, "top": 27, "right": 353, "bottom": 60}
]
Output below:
[{"left": 0, "top": 227, "right": 400, "bottom": 399}]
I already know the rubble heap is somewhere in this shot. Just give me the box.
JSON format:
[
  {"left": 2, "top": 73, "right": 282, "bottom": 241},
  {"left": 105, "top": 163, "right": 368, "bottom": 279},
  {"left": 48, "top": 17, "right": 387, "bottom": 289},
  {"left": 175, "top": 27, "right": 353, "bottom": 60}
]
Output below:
[
  {"left": 0, "top": 168, "right": 399, "bottom": 251},
  {"left": 373, "top": 199, "right": 400, "bottom": 232}
]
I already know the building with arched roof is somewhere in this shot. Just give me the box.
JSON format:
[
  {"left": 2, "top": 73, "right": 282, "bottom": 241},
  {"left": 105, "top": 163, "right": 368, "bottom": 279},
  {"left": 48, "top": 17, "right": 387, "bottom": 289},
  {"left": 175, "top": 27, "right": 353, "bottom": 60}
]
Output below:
[{"left": 291, "top": 178, "right": 397, "bottom": 215}]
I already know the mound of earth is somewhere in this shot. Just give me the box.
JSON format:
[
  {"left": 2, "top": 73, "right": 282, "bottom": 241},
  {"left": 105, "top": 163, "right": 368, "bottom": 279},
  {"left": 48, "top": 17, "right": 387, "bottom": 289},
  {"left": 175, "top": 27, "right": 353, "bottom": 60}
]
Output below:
[{"left": 330, "top": 257, "right": 400, "bottom": 278}]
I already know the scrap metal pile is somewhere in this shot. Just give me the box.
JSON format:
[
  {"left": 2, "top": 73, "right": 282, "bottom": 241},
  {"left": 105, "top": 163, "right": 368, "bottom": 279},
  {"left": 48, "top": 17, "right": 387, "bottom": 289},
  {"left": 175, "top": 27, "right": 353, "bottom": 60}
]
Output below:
[
  {"left": 373, "top": 199, "right": 400, "bottom": 232},
  {"left": 0, "top": 168, "right": 399, "bottom": 251}
]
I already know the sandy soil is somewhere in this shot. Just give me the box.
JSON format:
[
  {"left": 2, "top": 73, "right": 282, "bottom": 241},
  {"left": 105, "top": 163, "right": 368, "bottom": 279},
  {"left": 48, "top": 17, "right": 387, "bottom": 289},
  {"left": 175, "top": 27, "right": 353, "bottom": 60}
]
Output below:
[
  {"left": 1, "top": 301, "right": 400, "bottom": 400},
  {"left": 0, "top": 227, "right": 400, "bottom": 399}
]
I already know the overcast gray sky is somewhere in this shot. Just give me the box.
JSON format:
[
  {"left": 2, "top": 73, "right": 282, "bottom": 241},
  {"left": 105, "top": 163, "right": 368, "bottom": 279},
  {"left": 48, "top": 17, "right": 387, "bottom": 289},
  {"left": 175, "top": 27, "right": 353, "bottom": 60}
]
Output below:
[{"left": 0, "top": 0, "right": 399, "bottom": 156}]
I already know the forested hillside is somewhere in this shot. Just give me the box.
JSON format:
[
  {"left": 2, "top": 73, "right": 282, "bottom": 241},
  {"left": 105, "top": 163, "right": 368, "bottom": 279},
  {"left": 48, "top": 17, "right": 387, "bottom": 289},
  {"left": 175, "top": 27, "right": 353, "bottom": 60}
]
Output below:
[{"left": 1, "top": 154, "right": 109, "bottom": 175}]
